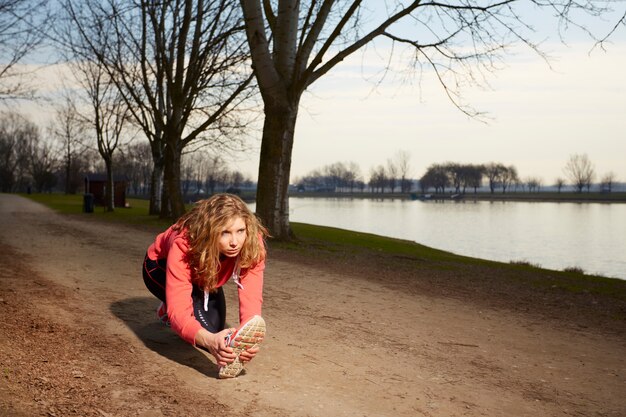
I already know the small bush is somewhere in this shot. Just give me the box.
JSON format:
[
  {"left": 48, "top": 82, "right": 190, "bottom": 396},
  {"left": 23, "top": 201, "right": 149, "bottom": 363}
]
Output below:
[
  {"left": 563, "top": 266, "right": 585, "bottom": 274},
  {"left": 510, "top": 259, "right": 541, "bottom": 268}
]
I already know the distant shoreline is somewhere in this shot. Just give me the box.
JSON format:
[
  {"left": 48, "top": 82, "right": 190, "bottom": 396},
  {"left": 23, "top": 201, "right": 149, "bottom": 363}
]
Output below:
[{"left": 288, "top": 191, "right": 626, "bottom": 204}]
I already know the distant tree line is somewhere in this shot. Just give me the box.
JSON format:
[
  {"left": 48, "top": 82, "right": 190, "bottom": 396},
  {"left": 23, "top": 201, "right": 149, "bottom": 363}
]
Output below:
[
  {"left": 0, "top": 113, "right": 57, "bottom": 193},
  {"left": 419, "top": 162, "right": 520, "bottom": 194},
  {"left": 293, "top": 153, "right": 620, "bottom": 195},
  {"left": 0, "top": 112, "right": 252, "bottom": 198},
  {"left": 3, "top": 111, "right": 620, "bottom": 198},
  {"left": 294, "top": 151, "right": 413, "bottom": 194},
  {"left": 295, "top": 162, "right": 365, "bottom": 193},
  {"left": 180, "top": 152, "right": 255, "bottom": 198}
]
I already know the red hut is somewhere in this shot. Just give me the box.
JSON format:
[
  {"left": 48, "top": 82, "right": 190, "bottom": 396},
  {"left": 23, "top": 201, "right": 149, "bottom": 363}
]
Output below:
[{"left": 84, "top": 174, "right": 128, "bottom": 208}]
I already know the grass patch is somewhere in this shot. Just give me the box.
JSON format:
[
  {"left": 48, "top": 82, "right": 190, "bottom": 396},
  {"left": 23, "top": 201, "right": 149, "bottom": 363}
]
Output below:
[
  {"left": 287, "top": 222, "right": 467, "bottom": 262},
  {"left": 281, "top": 222, "right": 626, "bottom": 301},
  {"left": 509, "top": 259, "right": 542, "bottom": 268},
  {"left": 563, "top": 266, "right": 585, "bottom": 274},
  {"left": 25, "top": 193, "right": 85, "bottom": 214},
  {"left": 22, "top": 193, "right": 173, "bottom": 229},
  {"left": 529, "top": 269, "right": 625, "bottom": 299}
]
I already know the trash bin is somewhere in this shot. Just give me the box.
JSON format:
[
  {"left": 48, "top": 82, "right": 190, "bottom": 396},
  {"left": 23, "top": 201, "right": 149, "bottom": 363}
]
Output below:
[{"left": 83, "top": 193, "right": 94, "bottom": 213}]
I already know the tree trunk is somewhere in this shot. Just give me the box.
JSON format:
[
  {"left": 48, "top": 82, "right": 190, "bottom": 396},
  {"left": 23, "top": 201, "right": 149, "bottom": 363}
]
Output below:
[
  {"left": 160, "top": 182, "right": 171, "bottom": 218},
  {"left": 255, "top": 103, "right": 298, "bottom": 240},
  {"left": 64, "top": 157, "right": 71, "bottom": 194},
  {"left": 163, "top": 139, "right": 186, "bottom": 220},
  {"left": 149, "top": 162, "right": 163, "bottom": 216},
  {"left": 147, "top": 137, "right": 165, "bottom": 216},
  {"left": 105, "top": 157, "right": 114, "bottom": 212}
]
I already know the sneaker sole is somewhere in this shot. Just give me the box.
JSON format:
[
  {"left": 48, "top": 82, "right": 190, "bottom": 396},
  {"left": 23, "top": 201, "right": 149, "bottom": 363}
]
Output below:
[{"left": 218, "top": 315, "right": 266, "bottom": 379}]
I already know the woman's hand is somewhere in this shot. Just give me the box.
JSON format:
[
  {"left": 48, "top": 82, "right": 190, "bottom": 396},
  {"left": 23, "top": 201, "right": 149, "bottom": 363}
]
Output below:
[
  {"left": 235, "top": 330, "right": 264, "bottom": 363},
  {"left": 238, "top": 346, "right": 260, "bottom": 362},
  {"left": 195, "top": 328, "right": 236, "bottom": 366}
]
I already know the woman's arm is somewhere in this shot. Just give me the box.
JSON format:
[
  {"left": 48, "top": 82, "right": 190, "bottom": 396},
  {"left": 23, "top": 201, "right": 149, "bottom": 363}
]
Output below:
[
  {"left": 237, "top": 258, "right": 264, "bottom": 324},
  {"left": 164, "top": 237, "right": 203, "bottom": 345},
  {"left": 236, "top": 256, "right": 265, "bottom": 362},
  {"left": 194, "top": 328, "right": 237, "bottom": 366}
]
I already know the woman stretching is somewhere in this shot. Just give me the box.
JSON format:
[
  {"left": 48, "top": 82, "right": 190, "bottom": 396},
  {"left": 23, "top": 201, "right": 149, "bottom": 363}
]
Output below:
[{"left": 142, "top": 193, "right": 268, "bottom": 378}]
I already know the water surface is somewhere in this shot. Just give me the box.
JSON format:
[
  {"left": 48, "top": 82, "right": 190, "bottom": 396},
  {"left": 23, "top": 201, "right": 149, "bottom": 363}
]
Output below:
[{"left": 270, "top": 198, "right": 626, "bottom": 280}]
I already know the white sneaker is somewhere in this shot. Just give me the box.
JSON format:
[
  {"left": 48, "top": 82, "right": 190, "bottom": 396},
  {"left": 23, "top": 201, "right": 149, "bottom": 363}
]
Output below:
[
  {"left": 218, "top": 315, "right": 266, "bottom": 379},
  {"left": 156, "top": 302, "right": 170, "bottom": 326}
]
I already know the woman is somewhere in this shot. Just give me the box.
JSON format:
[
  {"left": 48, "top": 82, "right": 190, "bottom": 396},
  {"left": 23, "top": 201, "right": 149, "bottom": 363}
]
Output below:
[{"left": 142, "top": 193, "right": 268, "bottom": 378}]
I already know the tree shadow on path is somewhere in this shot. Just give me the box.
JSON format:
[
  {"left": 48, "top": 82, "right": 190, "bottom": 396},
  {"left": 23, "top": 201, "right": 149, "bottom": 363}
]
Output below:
[{"left": 110, "top": 296, "right": 220, "bottom": 379}]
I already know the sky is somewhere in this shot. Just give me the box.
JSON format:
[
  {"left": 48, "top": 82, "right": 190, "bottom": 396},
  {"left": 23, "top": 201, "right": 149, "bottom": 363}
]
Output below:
[
  {"left": 250, "top": 40, "right": 626, "bottom": 185},
  {"left": 11, "top": 6, "right": 626, "bottom": 186},
  {"left": 232, "top": 4, "right": 626, "bottom": 185}
]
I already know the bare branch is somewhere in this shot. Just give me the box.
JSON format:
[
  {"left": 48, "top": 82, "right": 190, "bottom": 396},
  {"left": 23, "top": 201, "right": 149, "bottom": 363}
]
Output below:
[{"left": 0, "top": 0, "right": 51, "bottom": 100}]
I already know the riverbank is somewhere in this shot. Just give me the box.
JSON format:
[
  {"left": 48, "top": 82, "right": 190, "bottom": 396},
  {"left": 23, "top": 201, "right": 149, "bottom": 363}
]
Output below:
[{"left": 2, "top": 193, "right": 625, "bottom": 416}]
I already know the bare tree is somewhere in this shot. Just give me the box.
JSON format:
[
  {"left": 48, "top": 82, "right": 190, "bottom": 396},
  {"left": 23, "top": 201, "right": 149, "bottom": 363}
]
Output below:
[
  {"left": 0, "top": 0, "right": 50, "bottom": 100},
  {"left": 240, "top": 0, "right": 624, "bottom": 239},
  {"left": 179, "top": 150, "right": 247, "bottom": 197},
  {"left": 325, "top": 162, "right": 345, "bottom": 191},
  {"left": 205, "top": 154, "right": 227, "bottom": 195},
  {"left": 0, "top": 115, "right": 17, "bottom": 191},
  {"left": 0, "top": 112, "right": 38, "bottom": 191},
  {"left": 554, "top": 177, "right": 566, "bottom": 193},
  {"left": 470, "top": 164, "right": 486, "bottom": 193},
  {"left": 390, "top": 150, "right": 411, "bottom": 193},
  {"left": 500, "top": 165, "right": 519, "bottom": 193},
  {"left": 181, "top": 151, "right": 210, "bottom": 196},
  {"left": 181, "top": 157, "right": 195, "bottom": 197},
  {"left": 345, "top": 161, "right": 362, "bottom": 192},
  {"left": 564, "top": 153, "right": 595, "bottom": 193},
  {"left": 600, "top": 171, "right": 617, "bottom": 193},
  {"left": 458, "top": 164, "right": 484, "bottom": 194},
  {"left": 64, "top": 0, "right": 255, "bottom": 218},
  {"left": 420, "top": 164, "right": 450, "bottom": 194},
  {"left": 295, "top": 161, "right": 362, "bottom": 193},
  {"left": 446, "top": 162, "right": 463, "bottom": 193},
  {"left": 117, "top": 142, "right": 152, "bottom": 196},
  {"left": 484, "top": 162, "right": 506, "bottom": 194},
  {"left": 385, "top": 159, "right": 398, "bottom": 193},
  {"left": 230, "top": 171, "right": 244, "bottom": 191},
  {"left": 368, "top": 165, "right": 387, "bottom": 193},
  {"left": 30, "top": 134, "right": 58, "bottom": 193},
  {"left": 52, "top": 97, "right": 86, "bottom": 194},
  {"left": 419, "top": 162, "right": 484, "bottom": 194},
  {"left": 71, "top": 58, "right": 130, "bottom": 211},
  {"left": 524, "top": 177, "right": 542, "bottom": 193}
]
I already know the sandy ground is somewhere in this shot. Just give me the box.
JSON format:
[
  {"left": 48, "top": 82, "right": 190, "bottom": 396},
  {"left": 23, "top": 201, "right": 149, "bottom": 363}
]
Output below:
[{"left": 0, "top": 193, "right": 624, "bottom": 417}]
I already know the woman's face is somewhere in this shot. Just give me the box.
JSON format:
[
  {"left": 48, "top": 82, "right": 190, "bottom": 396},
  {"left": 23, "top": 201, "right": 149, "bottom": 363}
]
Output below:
[{"left": 218, "top": 216, "right": 247, "bottom": 257}]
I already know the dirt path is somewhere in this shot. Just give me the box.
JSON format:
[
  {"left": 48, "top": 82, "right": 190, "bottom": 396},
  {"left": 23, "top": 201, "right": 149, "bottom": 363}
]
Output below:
[{"left": 0, "top": 194, "right": 624, "bottom": 416}]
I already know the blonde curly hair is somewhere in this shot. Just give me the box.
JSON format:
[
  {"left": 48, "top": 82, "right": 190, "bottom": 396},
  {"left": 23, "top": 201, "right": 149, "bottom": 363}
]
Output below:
[{"left": 173, "top": 193, "right": 268, "bottom": 291}]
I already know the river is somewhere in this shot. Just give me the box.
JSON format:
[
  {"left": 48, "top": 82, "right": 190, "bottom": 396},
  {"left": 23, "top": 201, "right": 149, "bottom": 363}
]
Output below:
[{"left": 256, "top": 197, "right": 626, "bottom": 280}]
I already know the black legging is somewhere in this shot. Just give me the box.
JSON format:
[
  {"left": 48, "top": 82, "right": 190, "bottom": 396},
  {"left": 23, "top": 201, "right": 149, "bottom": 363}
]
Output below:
[{"left": 142, "top": 254, "right": 226, "bottom": 333}]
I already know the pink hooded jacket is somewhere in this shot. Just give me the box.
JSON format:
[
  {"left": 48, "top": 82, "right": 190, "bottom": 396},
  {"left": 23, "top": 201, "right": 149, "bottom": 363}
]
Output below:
[{"left": 147, "top": 226, "right": 264, "bottom": 344}]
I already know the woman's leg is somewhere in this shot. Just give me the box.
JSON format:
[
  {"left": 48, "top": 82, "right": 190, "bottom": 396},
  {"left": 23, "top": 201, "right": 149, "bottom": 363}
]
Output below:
[
  {"left": 192, "top": 287, "right": 226, "bottom": 334},
  {"left": 143, "top": 254, "right": 226, "bottom": 333},
  {"left": 142, "top": 254, "right": 166, "bottom": 302}
]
